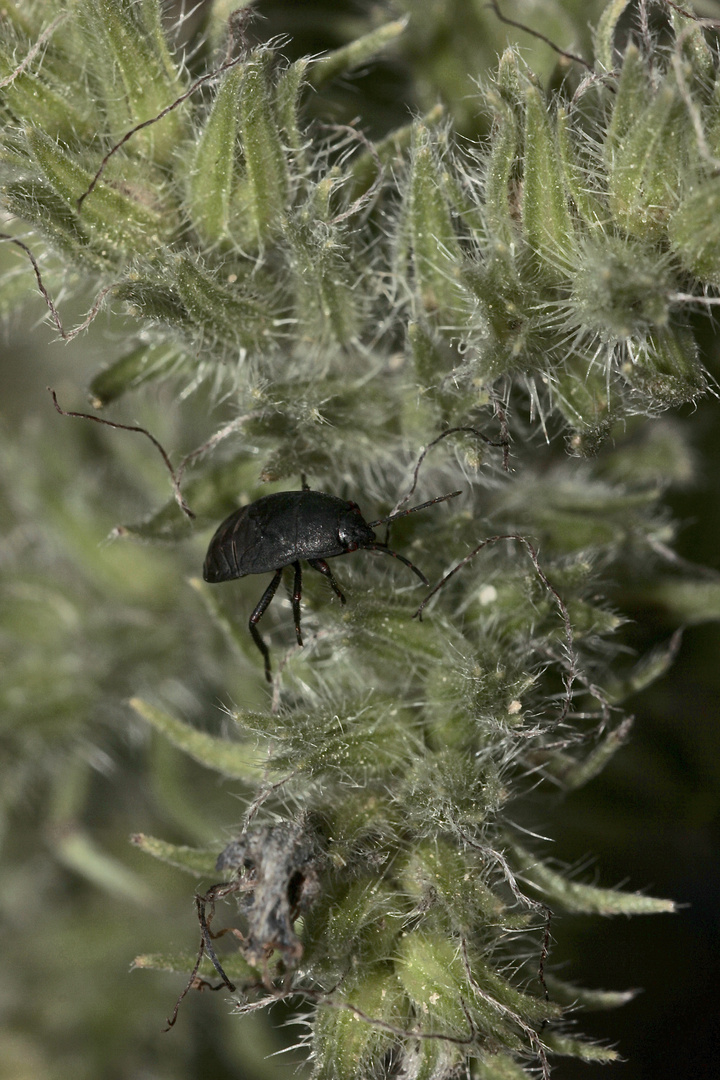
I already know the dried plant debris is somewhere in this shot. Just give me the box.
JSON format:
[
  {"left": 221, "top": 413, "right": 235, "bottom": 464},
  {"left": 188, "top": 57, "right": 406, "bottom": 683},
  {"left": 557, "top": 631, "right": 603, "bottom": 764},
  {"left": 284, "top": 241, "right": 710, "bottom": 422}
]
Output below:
[
  {"left": 214, "top": 819, "right": 323, "bottom": 971},
  {"left": 165, "top": 818, "right": 324, "bottom": 1029}
]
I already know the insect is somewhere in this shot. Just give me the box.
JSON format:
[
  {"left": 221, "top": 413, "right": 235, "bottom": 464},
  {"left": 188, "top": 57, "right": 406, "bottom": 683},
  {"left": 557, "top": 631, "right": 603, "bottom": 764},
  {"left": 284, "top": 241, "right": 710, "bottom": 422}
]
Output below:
[
  {"left": 49, "top": 392, "right": 506, "bottom": 682},
  {"left": 203, "top": 484, "right": 461, "bottom": 680}
]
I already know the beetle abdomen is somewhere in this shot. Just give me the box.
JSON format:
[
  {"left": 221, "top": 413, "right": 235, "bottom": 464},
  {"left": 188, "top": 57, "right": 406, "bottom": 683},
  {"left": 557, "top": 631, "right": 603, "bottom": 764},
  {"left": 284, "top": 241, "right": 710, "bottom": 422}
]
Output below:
[{"left": 202, "top": 505, "right": 252, "bottom": 581}]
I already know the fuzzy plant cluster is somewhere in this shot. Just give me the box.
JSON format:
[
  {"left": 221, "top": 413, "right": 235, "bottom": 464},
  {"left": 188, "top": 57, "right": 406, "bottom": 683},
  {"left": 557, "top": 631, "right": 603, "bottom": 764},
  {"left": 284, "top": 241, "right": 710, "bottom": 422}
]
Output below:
[{"left": 2, "top": 1, "right": 719, "bottom": 1078}]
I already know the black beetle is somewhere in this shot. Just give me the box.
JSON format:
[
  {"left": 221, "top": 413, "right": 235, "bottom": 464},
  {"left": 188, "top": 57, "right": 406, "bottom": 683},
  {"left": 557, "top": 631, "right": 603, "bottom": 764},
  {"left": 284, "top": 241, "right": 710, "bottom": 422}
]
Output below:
[{"left": 203, "top": 485, "right": 460, "bottom": 680}]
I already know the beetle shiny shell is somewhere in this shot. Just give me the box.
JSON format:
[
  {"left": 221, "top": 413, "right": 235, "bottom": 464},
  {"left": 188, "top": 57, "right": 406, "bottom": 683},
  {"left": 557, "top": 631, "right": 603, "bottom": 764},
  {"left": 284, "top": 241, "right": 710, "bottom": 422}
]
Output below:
[
  {"left": 203, "top": 491, "right": 375, "bottom": 581},
  {"left": 203, "top": 486, "right": 460, "bottom": 681}
]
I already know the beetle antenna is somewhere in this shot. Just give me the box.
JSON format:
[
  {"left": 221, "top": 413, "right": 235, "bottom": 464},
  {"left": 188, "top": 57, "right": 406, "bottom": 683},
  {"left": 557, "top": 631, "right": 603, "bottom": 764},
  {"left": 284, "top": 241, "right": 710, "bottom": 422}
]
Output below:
[
  {"left": 49, "top": 388, "right": 195, "bottom": 520},
  {"left": 388, "top": 424, "right": 511, "bottom": 523},
  {"left": 363, "top": 543, "right": 429, "bottom": 586},
  {"left": 366, "top": 490, "right": 461, "bottom": 529}
]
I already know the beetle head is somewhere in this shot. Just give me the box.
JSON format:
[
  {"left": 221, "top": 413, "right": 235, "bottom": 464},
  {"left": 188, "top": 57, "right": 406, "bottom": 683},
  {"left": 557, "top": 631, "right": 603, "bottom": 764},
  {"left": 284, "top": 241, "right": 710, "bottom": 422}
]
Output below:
[{"left": 337, "top": 502, "right": 376, "bottom": 552}]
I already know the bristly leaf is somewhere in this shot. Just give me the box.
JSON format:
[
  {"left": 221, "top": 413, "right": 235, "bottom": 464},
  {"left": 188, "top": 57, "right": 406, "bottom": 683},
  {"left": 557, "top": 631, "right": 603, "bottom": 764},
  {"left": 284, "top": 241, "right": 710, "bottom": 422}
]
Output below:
[
  {"left": 129, "top": 698, "right": 265, "bottom": 781},
  {"left": 130, "top": 833, "right": 220, "bottom": 877},
  {"left": 186, "top": 61, "right": 245, "bottom": 245},
  {"left": 307, "top": 19, "right": 407, "bottom": 90},
  {"left": 77, "top": 0, "right": 185, "bottom": 161},
  {"left": 522, "top": 84, "right": 575, "bottom": 282},
  {"left": 511, "top": 842, "right": 677, "bottom": 915},
  {"left": 593, "top": 0, "right": 635, "bottom": 72},
  {"left": 132, "top": 951, "right": 257, "bottom": 982},
  {"left": 543, "top": 1033, "right": 620, "bottom": 1063},
  {"left": 406, "top": 126, "right": 473, "bottom": 322},
  {"left": 544, "top": 975, "right": 639, "bottom": 1012},
  {"left": 238, "top": 49, "right": 290, "bottom": 245}
]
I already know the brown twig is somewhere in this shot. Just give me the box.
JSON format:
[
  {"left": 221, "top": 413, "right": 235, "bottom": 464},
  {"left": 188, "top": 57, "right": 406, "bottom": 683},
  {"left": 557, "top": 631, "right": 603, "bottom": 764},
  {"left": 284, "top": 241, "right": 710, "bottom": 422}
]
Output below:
[
  {"left": 487, "top": 0, "right": 593, "bottom": 73},
  {"left": 0, "top": 233, "right": 121, "bottom": 339},
  {"left": 49, "top": 388, "right": 195, "bottom": 519}
]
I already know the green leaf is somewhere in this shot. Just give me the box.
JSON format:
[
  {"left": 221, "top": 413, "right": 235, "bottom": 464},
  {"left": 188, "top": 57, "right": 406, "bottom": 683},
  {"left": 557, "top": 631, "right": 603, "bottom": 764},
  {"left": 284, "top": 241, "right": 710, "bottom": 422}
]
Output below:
[
  {"left": 540, "top": 717, "right": 634, "bottom": 791},
  {"left": 627, "top": 578, "right": 720, "bottom": 624},
  {"left": 670, "top": 178, "right": 720, "bottom": 286},
  {"left": 397, "top": 932, "right": 554, "bottom": 1047},
  {"left": 285, "top": 215, "right": 358, "bottom": 346},
  {"left": 401, "top": 838, "right": 507, "bottom": 931},
  {"left": 0, "top": 38, "right": 95, "bottom": 141},
  {"left": 308, "top": 19, "right": 407, "bottom": 89},
  {"left": 114, "top": 273, "right": 188, "bottom": 326},
  {"left": 475, "top": 1053, "right": 532, "bottom": 1080},
  {"left": 552, "top": 354, "right": 621, "bottom": 451},
  {"left": 130, "top": 833, "right": 219, "bottom": 877},
  {"left": 274, "top": 57, "right": 310, "bottom": 156},
  {"left": 129, "top": 698, "right": 265, "bottom": 780},
  {"left": 604, "top": 630, "right": 682, "bottom": 708},
  {"left": 623, "top": 330, "right": 706, "bottom": 409},
  {"left": 1, "top": 178, "right": 102, "bottom": 269},
  {"left": 607, "top": 56, "right": 687, "bottom": 241},
  {"left": 593, "top": 0, "right": 635, "bottom": 72},
  {"left": 407, "top": 128, "right": 472, "bottom": 321},
  {"left": 54, "top": 827, "right": 153, "bottom": 904},
  {"left": 312, "top": 968, "right": 407, "bottom": 1080},
  {"left": 511, "top": 842, "right": 677, "bottom": 915},
  {"left": 544, "top": 974, "right": 639, "bottom": 1011},
  {"left": 186, "top": 61, "right": 244, "bottom": 245},
  {"left": 87, "top": 343, "right": 181, "bottom": 407},
  {"left": 671, "top": 7, "right": 715, "bottom": 86},
  {"left": 349, "top": 105, "right": 445, "bottom": 198},
  {"left": 238, "top": 50, "right": 289, "bottom": 243},
  {"left": 26, "top": 126, "right": 168, "bottom": 258},
  {"left": 556, "top": 107, "right": 606, "bottom": 227},
  {"left": 605, "top": 44, "right": 649, "bottom": 151},
  {"left": 170, "top": 252, "right": 279, "bottom": 352},
  {"left": 522, "top": 84, "right": 575, "bottom": 281},
  {"left": 77, "top": 0, "right": 185, "bottom": 161},
  {"left": 413, "top": 1042, "right": 466, "bottom": 1080},
  {"left": 132, "top": 950, "right": 257, "bottom": 982},
  {"left": 483, "top": 51, "right": 521, "bottom": 255},
  {"left": 544, "top": 1033, "right": 619, "bottom": 1062}
]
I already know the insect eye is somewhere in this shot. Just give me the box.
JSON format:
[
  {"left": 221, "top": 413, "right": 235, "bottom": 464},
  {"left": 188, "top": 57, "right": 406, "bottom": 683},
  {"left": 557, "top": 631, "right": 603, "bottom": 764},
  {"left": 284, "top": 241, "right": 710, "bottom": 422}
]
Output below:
[{"left": 345, "top": 541, "right": 359, "bottom": 552}]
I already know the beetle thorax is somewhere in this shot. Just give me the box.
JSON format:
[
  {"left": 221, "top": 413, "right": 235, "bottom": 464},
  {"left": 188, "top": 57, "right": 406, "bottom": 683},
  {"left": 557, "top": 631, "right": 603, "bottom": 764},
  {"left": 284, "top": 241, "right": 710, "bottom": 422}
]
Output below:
[{"left": 337, "top": 504, "right": 376, "bottom": 552}]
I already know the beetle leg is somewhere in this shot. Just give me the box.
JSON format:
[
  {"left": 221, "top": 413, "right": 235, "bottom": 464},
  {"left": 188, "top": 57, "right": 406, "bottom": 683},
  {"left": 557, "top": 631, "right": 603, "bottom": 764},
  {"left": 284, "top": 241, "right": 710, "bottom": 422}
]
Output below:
[
  {"left": 249, "top": 568, "right": 283, "bottom": 681},
  {"left": 195, "top": 889, "right": 238, "bottom": 992},
  {"left": 308, "top": 558, "right": 346, "bottom": 605},
  {"left": 291, "top": 561, "right": 303, "bottom": 647}
]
